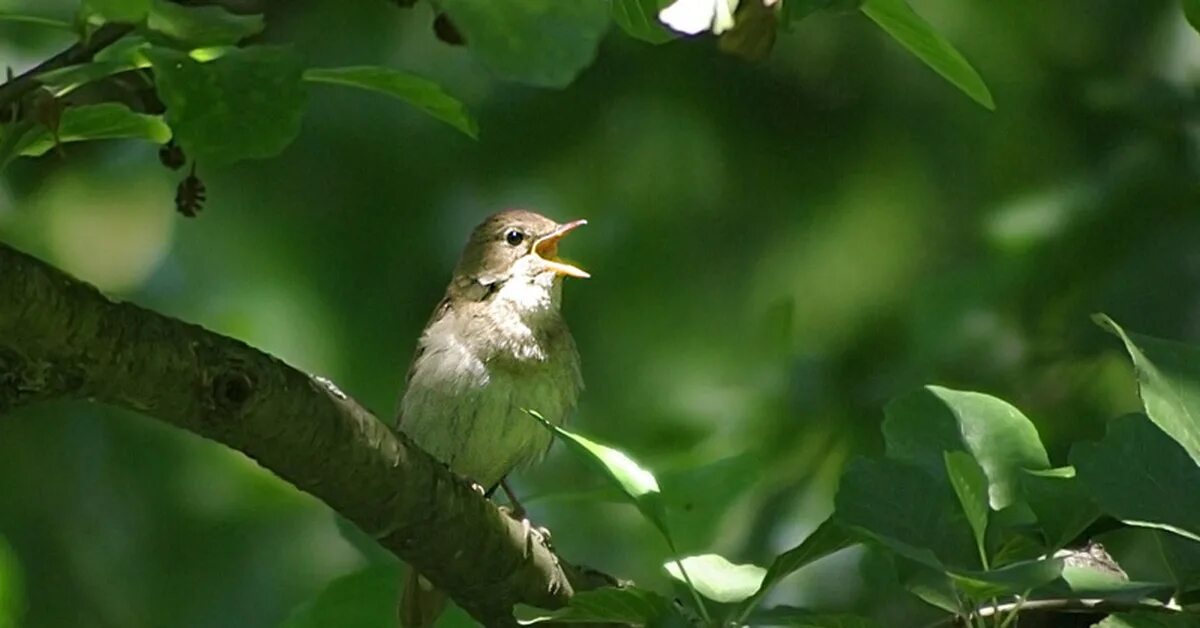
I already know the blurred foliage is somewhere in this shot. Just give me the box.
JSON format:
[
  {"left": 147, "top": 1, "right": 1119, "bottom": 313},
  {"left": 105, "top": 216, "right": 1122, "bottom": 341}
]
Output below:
[{"left": 1, "top": 0, "right": 1200, "bottom": 625}]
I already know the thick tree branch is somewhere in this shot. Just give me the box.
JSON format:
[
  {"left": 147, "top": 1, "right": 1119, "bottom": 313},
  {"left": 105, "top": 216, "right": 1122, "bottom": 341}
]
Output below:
[{"left": 0, "top": 241, "right": 616, "bottom": 626}]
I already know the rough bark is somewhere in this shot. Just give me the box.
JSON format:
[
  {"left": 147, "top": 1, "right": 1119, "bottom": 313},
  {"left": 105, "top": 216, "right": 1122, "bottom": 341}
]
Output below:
[{"left": 0, "top": 242, "right": 614, "bottom": 626}]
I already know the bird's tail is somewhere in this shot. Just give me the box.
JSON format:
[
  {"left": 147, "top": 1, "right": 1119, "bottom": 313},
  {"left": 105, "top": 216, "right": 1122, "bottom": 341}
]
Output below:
[{"left": 400, "top": 569, "right": 448, "bottom": 627}]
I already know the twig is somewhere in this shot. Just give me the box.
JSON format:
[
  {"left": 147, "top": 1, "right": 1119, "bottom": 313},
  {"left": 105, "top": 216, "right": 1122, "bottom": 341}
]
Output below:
[{"left": 0, "top": 23, "right": 134, "bottom": 112}]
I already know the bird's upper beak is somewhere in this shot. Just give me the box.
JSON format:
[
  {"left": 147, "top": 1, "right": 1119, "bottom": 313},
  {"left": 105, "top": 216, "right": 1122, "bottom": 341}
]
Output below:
[{"left": 533, "top": 219, "right": 589, "bottom": 278}]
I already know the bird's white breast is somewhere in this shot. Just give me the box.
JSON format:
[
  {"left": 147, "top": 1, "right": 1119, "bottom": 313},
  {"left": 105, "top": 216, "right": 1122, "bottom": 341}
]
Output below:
[{"left": 398, "top": 278, "right": 582, "bottom": 489}]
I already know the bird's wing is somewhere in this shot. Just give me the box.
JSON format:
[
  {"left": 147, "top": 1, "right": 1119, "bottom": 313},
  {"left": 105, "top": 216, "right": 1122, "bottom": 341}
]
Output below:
[{"left": 394, "top": 295, "right": 453, "bottom": 428}]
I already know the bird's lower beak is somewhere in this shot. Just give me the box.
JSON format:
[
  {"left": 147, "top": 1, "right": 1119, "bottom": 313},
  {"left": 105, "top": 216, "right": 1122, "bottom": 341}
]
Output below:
[{"left": 533, "top": 219, "right": 590, "bottom": 278}]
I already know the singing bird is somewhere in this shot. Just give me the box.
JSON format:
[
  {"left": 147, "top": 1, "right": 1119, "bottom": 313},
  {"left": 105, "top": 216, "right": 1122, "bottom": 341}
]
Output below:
[{"left": 396, "top": 210, "right": 588, "bottom": 626}]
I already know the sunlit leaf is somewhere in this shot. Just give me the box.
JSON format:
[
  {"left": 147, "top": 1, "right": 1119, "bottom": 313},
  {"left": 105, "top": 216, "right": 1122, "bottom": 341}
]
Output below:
[
  {"left": 0, "top": 121, "right": 38, "bottom": 172},
  {"left": 1095, "top": 314, "right": 1200, "bottom": 464},
  {"left": 147, "top": 45, "right": 306, "bottom": 164},
  {"left": 944, "top": 451, "right": 989, "bottom": 566},
  {"left": 303, "top": 66, "right": 478, "bottom": 139},
  {"left": 1021, "top": 467, "right": 1099, "bottom": 551},
  {"left": 859, "top": 0, "right": 994, "bottom": 110},
  {"left": 437, "top": 0, "right": 609, "bottom": 88},
  {"left": 517, "top": 586, "right": 671, "bottom": 624},
  {"left": 279, "top": 564, "right": 399, "bottom": 628},
  {"left": 83, "top": 0, "right": 150, "bottom": 22},
  {"left": 0, "top": 12, "right": 73, "bottom": 31},
  {"left": 663, "top": 554, "right": 765, "bottom": 603},
  {"left": 144, "top": 0, "right": 264, "bottom": 46},
  {"left": 884, "top": 386, "right": 1049, "bottom": 509},
  {"left": 16, "top": 103, "right": 170, "bottom": 157},
  {"left": 834, "top": 457, "right": 978, "bottom": 570},
  {"left": 613, "top": 0, "right": 675, "bottom": 44},
  {"left": 1072, "top": 414, "right": 1200, "bottom": 543},
  {"left": 659, "top": 0, "right": 739, "bottom": 35},
  {"left": 734, "top": 518, "right": 856, "bottom": 621},
  {"left": 37, "top": 38, "right": 152, "bottom": 96},
  {"left": 528, "top": 410, "right": 668, "bottom": 537}
]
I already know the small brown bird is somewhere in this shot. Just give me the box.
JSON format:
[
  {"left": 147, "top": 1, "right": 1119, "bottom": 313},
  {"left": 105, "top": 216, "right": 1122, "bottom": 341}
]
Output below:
[{"left": 396, "top": 210, "right": 588, "bottom": 627}]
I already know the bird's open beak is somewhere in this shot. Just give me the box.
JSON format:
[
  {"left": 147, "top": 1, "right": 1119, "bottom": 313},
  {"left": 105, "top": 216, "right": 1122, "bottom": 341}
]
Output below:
[{"left": 533, "top": 219, "right": 590, "bottom": 278}]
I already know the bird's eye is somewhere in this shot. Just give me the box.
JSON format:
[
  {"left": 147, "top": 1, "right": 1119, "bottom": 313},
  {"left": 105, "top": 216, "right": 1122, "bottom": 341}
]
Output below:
[{"left": 504, "top": 229, "right": 525, "bottom": 246}]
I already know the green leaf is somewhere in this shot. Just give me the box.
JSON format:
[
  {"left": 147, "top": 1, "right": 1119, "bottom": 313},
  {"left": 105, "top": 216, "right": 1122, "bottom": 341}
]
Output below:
[
  {"left": 612, "top": 0, "right": 675, "bottom": 44},
  {"left": 859, "top": 0, "right": 994, "bottom": 110},
  {"left": 279, "top": 564, "right": 399, "bottom": 628},
  {"left": 0, "top": 12, "right": 73, "bottom": 31},
  {"left": 663, "top": 554, "right": 765, "bottom": 604},
  {"left": 1071, "top": 414, "right": 1200, "bottom": 543},
  {"left": 747, "top": 607, "right": 880, "bottom": 627},
  {"left": 944, "top": 451, "right": 989, "bottom": 566},
  {"left": 37, "top": 38, "right": 152, "bottom": 96},
  {"left": 83, "top": 0, "right": 150, "bottom": 22},
  {"left": 528, "top": 410, "right": 668, "bottom": 537},
  {"left": 16, "top": 103, "right": 170, "bottom": 157},
  {"left": 1021, "top": 467, "right": 1100, "bottom": 551},
  {"left": 834, "top": 457, "right": 979, "bottom": 570},
  {"left": 1156, "top": 531, "right": 1200, "bottom": 593},
  {"left": 303, "top": 66, "right": 478, "bottom": 139},
  {"left": 144, "top": 0, "right": 264, "bottom": 47},
  {"left": 517, "top": 586, "right": 671, "bottom": 624},
  {"left": 1181, "top": 0, "right": 1200, "bottom": 35},
  {"left": 947, "top": 559, "right": 1063, "bottom": 600},
  {"left": 733, "top": 518, "right": 856, "bottom": 621},
  {"left": 0, "top": 536, "right": 24, "bottom": 628},
  {"left": 884, "top": 386, "right": 1049, "bottom": 509},
  {"left": 436, "top": 0, "right": 610, "bottom": 88},
  {"left": 658, "top": 0, "right": 739, "bottom": 35},
  {"left": 147, "top": 45, "right": 306, "bottom": 165},
  {"left": 1095, "top": 314, "right": 1200, "bottom": 464},
  {"left": 0, "top": 121, "right": 38, "bottom": 172},
  {"left": 1093, "top": 612, "right": 1200, "bottom": 628}
]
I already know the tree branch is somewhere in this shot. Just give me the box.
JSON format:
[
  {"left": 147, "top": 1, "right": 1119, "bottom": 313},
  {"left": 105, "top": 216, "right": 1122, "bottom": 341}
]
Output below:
[
  {"left": 0, "top": 23, "right": 134, "bottom": 113},
  {"left": 0, "top": 241, "right": 616, "bottom": 626}
]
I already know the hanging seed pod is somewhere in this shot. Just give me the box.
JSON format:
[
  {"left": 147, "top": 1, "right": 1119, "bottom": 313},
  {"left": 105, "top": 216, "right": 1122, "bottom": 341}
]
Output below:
[
  {"left": 175, "top": 164, "right": 206, "bottom": 217},
  {"left": 159, "top": 140, "right": 186, "bottom": 171},
  {"left": 433, "top": 13, "right": 465, "bottom": 46}
]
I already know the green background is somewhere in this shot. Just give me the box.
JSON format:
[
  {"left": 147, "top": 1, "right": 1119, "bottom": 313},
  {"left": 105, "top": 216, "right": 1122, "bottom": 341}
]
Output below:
[{"left": 1, "top": 0, "right": 1197, "bottom": 625}]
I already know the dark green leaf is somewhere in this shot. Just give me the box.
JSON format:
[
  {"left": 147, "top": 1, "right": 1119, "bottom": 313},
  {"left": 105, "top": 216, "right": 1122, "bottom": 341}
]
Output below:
[
  {"left": 884, "top": 386, "right": 1049, "bottom": 509},
  {"left": 747, "top": 607, "right": 880, "bottom": 627},
  {"left": 279, "top": 564, "right": 399, "bottom": 628},
  {"left": 528, "top": 411, "right": 669, "bottom": 539},
  {"left": 144, "top": 0, "right": 264, "bottom": 47},
  {"left": 1092, "top": 611, "right": 1200, "bottom": 628},
  {"left": 612, "top": 0, "right": 675, "bottom": 44},
  {"left": 663, "top": 554, "right": 765, "bottom": 604},
  {"left": 1182, "top": 0, "right": 1200, "bottom": 35},
  {"left": 1157, "top": 531, "right": 1200, "bottom": 593},
  {"left": 1022, "top": 467, "right": 1100, "bottom": 551},
  {"left": 859, "top": 0, "right": 994, "bottom": 110},
  {"left": 944, "top": 451, "right": 989, "bottom": 565},
  {"left": 303, "top": 66, "right": 478, "bottom": 139},
  {"left": 147, "top": 45, "right": 306, "bottom": 165},
  {"left": 518, "top": 586, "right": 671, "bottom": 624},
  {"left": 1072, "top": 414, "right": 1200, "bottom": 543},
  {"left": 436, "top": 0, "right": 610, "bottom": 88},
  {"left": 17, "top": 103, "right": 170, "bottom": 157},
  {"left": 734, "top": 518, "right": 856, "bottom": 621},
  {"left": 0, "top": 12, "right": 73, "bottom": 31},
  {"left": 0, "top": 121, "right": 38, "bottom": 172},
  {"left": 1095, "top": 315, "right": 1200, "bottom": 464},
  {"left": 834, "top": 457, "right": 979, "bottom": 570},
  {"left": 947, "top": 559, "right": 1063, "bottom": 600},
  {"left": 83, "top": 0, "right": 150, "bottom": 22}
]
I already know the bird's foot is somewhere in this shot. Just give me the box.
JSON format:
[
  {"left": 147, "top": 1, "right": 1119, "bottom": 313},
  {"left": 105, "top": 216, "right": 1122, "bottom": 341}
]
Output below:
[{"left": 469, "top": 481, "right": 487, "bottom": 496}]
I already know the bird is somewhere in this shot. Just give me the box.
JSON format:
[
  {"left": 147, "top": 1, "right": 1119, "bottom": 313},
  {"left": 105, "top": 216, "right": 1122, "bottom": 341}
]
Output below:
[{"left": 396, "top": 209, "right": 588, "bottom": 627}]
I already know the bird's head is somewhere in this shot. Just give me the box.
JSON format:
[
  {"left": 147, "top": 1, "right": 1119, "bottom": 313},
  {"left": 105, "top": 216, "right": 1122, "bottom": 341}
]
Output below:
[{"left": 452, "top": 210, "right": 588, "bottom": 300}]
